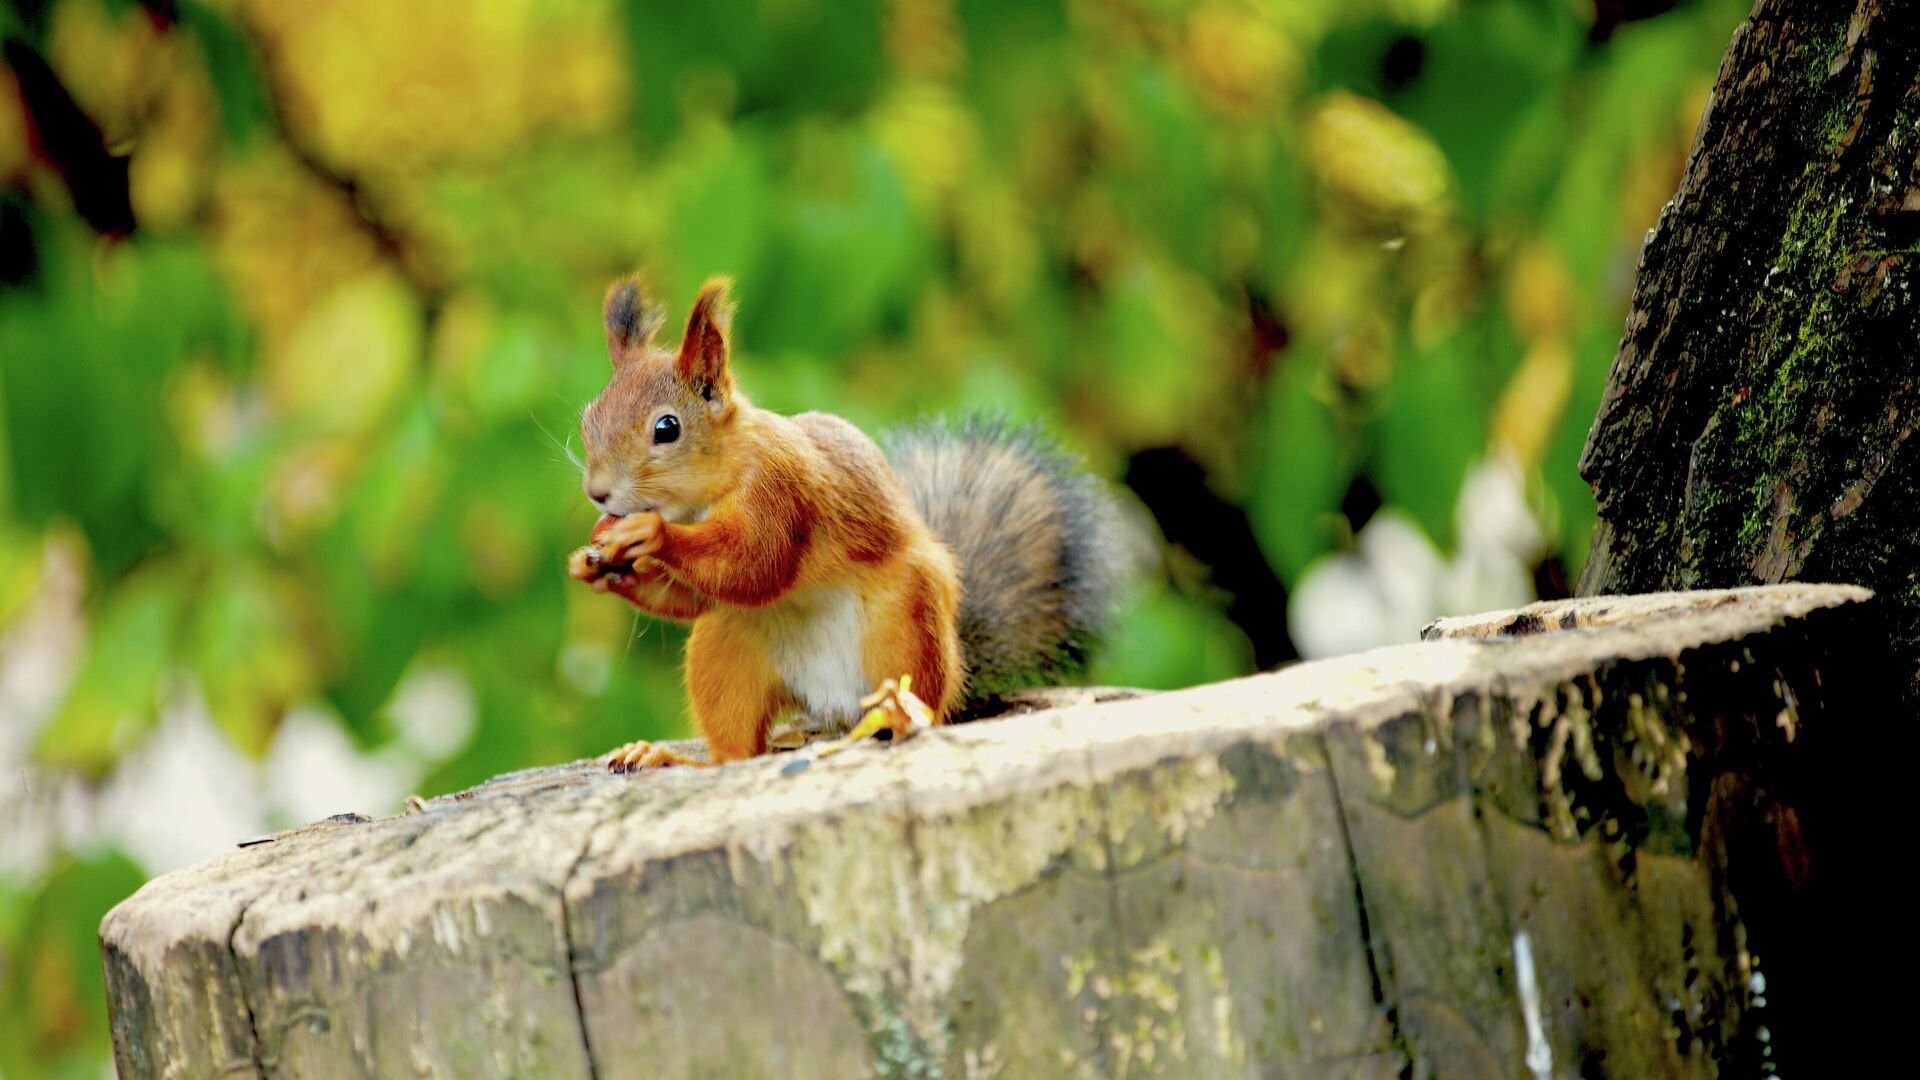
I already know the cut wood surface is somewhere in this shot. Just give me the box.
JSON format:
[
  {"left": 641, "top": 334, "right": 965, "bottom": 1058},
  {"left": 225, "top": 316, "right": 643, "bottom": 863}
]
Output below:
[{"left": 101, "top": 584, "right": 1882, "bottom": 1078}]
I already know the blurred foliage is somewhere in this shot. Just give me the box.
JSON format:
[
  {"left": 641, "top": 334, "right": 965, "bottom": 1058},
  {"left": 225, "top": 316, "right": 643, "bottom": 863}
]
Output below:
[{"left": 1, "top": 0, "right": 1748, "bottom": 1072}]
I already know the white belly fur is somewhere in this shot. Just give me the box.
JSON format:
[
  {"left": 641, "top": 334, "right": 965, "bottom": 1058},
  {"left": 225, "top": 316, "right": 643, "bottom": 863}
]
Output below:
[{"left": 763, "top": 584, "right": 868, "bottom": 729}]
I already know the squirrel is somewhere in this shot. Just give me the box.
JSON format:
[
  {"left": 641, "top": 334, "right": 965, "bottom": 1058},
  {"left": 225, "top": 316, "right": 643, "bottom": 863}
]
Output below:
[{"left": 567, "top": 274, "right": 1133, "bottom": 770}]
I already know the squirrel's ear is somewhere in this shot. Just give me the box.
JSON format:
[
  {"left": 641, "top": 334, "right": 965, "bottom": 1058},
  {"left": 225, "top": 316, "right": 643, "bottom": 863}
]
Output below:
[
  {"left": 603, "top": 274, "right": 664, "bottom": 363},
  {"left": 676, "top": 278, "right": 735, "bottom": 402}
]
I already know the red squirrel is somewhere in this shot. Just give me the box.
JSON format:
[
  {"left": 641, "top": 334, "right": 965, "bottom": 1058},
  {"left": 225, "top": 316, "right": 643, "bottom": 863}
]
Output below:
[{"left": 567, "top": 274, "right": 1130, "bottom": 769}]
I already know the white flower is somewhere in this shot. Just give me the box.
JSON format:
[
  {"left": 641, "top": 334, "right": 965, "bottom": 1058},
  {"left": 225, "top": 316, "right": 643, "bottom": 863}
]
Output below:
[{"left": 1290, "top": 456, "right": 1545, "bottom": 659}]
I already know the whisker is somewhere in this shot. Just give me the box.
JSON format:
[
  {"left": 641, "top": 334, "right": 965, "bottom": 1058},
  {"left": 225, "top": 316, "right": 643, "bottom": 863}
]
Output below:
[{"left": 531, "top": 413, "right": 584, "bottom": 472}]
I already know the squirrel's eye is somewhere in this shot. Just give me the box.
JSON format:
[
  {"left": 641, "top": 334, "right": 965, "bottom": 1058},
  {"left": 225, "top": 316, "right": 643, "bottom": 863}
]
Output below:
[{"left": 652, "top": 414, "right": 681, "bottom": 445}]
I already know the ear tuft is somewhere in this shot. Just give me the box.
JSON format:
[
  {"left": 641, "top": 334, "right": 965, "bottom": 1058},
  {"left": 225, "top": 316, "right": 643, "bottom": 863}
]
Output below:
[
  {"left": 677, "top": 278, "right": 735, "bottom": 398},
  {"left": 603, "top": 274, "right": 665, "bottom": 361}
]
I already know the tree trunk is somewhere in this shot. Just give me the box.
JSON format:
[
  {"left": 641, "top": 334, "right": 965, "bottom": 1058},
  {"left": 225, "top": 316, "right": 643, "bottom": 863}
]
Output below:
[
  {"left": 1579, "top": 0, "right": 1920, "bottom": 696},
  {"left": 101, "top": 585, "right": 1888, "bottom": 1078}
]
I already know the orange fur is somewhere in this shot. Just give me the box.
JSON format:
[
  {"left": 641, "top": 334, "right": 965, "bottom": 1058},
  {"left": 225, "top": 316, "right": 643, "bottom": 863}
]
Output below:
[
  {"left": 577, "top": 277, "right": 964, "bottom": 765},
  {"left": 859, "top": 557, "right": 962, "bottom": 721},
  {"left": 684, "top": 618, "right": 787, "bottom": 761}
]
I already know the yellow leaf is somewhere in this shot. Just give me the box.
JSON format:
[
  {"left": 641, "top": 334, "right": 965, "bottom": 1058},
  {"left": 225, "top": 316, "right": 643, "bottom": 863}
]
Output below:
[
  {"left": 870, "top": 82, "right": 980, "bottom": 212},
  {"left": 128, "top": 60, "right": 218, "bottom": 233},
  {"left": 1491, "top": 339, "right": 1573, "bottom": 471},
  {"left": 1304, "top": 91, "right": 1451, "bottom": 223},
  {"left": 1184, "top": 4, "right": 1298, "bottom": 119},
  {"left": 274, "top": 270, "right": 421, "bottom": 434},
  {"left": 886, "top": 0, "right": 965, "bottom": 80},
  {"left": 47, "top": 0, "right": 167, "bottom": 143},
  {"left": 0, "top": 68, "right": 26, "bottom": 182},
  {"left": 210, "top": 147, "right": 385, "bottom": 350},
  {"left": 240, "top": 0, "right": 627, "bottom": 174},
  {"left": 191, "top": 568, "right": 317, "bottom": 758},
  {"left": 1505, "top": 245, "right": 1572, "bottom": 342}
]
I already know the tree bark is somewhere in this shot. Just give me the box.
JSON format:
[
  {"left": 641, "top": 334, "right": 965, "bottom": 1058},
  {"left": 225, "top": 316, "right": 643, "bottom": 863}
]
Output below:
[
  {"left": 101, "top": 584, "right": 1887, "bottom": 1078},
  {"left": 1579, "top": 0, "right": 1920, "bottom": 696}
]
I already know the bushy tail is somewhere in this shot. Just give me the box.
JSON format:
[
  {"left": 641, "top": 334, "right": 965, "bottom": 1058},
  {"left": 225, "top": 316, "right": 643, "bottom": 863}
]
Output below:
[{"left": 884, "top": 417, "right": 1134, "bottom": 695}]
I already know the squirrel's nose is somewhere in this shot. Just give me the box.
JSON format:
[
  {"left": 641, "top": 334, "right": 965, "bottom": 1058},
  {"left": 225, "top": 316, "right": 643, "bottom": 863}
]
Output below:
[{"left": 586, "top": 484, "right": 612, "bottom": 505}]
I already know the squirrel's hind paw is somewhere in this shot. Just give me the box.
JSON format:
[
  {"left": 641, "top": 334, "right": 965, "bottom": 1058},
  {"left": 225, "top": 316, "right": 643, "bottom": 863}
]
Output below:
[
  {"left": 819, "top": 677, "right": 933, "bottom": 758},
  {"left": 605, "top": 739, "right": 709, "bottom": 772}
]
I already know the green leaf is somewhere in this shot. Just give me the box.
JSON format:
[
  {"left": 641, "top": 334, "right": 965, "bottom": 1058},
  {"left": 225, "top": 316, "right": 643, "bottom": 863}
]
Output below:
[
  {"left": 1395, "top": 4, "right": 1580, "bottom": 220},
  {"left": 179, "top": 0, "right": 271, "bottom": 146},
  {"left": 1374, "top": 328, "right": 1491, "bottom": 549},
  {"left": 0, "top": 850, "right": 146, "bottom": 1080},
  {"left": 665, "top": 128, "right": 773, "bottom": 306},
  {"left": 1093, "top": 258, "right": 1224, "bottom": 445},
  {"left": 749, "top": 137, "right": 926, "bottom": 354},
  {"left": 1249, "top": 352, "right": 1350, "bottom": 586},
  {"left": 0, "top": 236, "right": 241, "bottom": 577},
  {"left": 1109, "top": 62, "right": 1217, "bottom": 268},
  {"left": 1091, "top": 583, "right": 1254, "bottom": 690},
  {"left": 38, "top": 569, "right": 186, "bottom": 774},
  {"left": 622, "top": 0, "right": 884, "bottom": 145},
  {"left": 0, "top": 525, "right": 42, "bottom": 627},
  {"left": 186, "top": 565, "right": 315, "bottom": 758}
]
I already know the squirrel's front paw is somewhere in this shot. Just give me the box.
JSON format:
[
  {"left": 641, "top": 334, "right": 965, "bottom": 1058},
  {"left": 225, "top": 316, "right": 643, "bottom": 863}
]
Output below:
[
  {"left": 568, "top": 545, "right": 608, "bottom": 583},
  {"left": 599, "top": 511, "right": 665, "bottom": 564},
  {"left": 605, "top": 739, "right": 708, "bottom": 772}
]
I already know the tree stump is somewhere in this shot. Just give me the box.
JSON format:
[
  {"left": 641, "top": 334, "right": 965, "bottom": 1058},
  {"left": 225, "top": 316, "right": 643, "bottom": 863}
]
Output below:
[{"left": 101, "top": 584, "right": 1885, "bottom": 1078}]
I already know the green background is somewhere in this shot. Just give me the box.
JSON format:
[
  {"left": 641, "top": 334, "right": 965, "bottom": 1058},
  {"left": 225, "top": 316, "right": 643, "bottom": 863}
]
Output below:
[{"left": 0, "top": 0, "right": 1747, "bottom": 1073}]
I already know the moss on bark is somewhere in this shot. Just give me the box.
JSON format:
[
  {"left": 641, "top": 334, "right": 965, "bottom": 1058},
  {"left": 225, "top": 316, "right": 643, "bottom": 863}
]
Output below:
[{"left": 1581, "top": 0, "right": 1920, "bottom": 692}]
